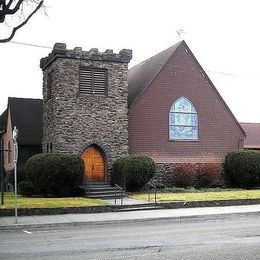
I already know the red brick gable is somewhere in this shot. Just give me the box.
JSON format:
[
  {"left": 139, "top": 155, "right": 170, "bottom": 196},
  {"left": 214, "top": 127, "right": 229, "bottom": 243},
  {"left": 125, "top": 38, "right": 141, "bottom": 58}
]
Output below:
[{"left": 128, "top": 42, "right": 245, "bottom": 163}]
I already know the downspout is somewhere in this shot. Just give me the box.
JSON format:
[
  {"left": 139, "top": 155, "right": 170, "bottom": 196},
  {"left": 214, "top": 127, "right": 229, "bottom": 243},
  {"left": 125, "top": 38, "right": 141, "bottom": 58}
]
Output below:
[{"left": 238, "top": 135, "right": 246, "bottom": 149}]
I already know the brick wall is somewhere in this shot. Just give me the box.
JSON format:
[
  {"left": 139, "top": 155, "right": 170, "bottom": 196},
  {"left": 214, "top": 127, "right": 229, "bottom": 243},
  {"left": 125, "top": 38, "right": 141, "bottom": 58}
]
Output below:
[
  {"left": 129, "top": 43, "right": 245, "bottom": 165},
  {"left": 3, "top": 108, "right": 13, "bottom": 172}
]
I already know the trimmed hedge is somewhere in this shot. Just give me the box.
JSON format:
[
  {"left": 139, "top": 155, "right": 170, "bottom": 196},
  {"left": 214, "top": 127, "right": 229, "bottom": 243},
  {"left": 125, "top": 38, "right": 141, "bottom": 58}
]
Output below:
[
  {"left": 18, "top": 181, "right": 35, "bottom": 197},
  {"left": 111, "top": 156, "right": 156, "bottom": 192},
  {"left": 25, "top": 153, "right": 85, "bottom": 197},
  {"left": 195, "top": 164, "right": 221, "bottom": 188},
  {"left": 171, "top": 164, "right": 196, "bottom": 188},
  {"left": 171, "top": 163, "right": 222, "bottom": 188},
  {"left": 224, "top": 150, "right": 260, "bottom": 188}
]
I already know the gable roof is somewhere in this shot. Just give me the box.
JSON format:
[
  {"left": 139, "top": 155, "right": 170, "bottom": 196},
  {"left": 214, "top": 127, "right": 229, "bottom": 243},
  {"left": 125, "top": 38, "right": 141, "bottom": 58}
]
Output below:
[
  {"left": 128, "top": 40, "right": 245, "bottom": 136},
  {"left": 128, "top": 41, "right": 182, "bottom": 107},
  {"left": 8, "top": 97, "right": 43, "bottom": 146},
  {"left": 240, "top": 122, "right": 260, "bottom": 149}
]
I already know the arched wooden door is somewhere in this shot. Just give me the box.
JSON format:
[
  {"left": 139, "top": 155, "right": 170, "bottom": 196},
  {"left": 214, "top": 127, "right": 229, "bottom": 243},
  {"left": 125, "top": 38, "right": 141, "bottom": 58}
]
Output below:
[{"left": 81, "top": 146, "right": 105, "bottom": 182}]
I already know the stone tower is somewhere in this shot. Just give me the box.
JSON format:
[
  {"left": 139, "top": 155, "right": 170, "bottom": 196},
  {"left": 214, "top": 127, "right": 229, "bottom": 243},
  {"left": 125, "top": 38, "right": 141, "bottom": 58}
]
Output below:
[{"left": 40, "top": 43, "right": 132, "bottom": 183}]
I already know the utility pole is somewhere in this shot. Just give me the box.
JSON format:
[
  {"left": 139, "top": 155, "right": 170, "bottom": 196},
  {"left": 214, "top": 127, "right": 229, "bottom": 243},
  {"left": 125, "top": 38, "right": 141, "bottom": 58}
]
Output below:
[
  {"left": 0, "top": 138, "right": 4, "bottom": 205},
  {"left": 13, "top": 126, "right": 18, "bottom": 224}
]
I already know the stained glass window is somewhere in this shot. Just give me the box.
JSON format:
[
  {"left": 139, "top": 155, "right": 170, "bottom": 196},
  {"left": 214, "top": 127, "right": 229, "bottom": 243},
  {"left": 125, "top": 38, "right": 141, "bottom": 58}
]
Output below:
[{"left": 169, "top": 97, "right": 198, "bottom": 140}]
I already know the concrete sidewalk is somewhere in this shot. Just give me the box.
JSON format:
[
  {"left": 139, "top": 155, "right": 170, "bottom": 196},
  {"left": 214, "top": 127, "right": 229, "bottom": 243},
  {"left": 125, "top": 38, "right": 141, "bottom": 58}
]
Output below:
[{"left": 0, "top": 204, "right": 259, "bottom": 229}]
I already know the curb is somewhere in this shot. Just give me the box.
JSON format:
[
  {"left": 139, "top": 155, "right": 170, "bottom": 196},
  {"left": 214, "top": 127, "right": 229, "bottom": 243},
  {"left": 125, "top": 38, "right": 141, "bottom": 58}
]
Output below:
[
  {"left": 1, "top": 198, "right": 260, "bottom": 217},
  {"left": 1, "top": 211, "right": 259, "bottom": 231}
]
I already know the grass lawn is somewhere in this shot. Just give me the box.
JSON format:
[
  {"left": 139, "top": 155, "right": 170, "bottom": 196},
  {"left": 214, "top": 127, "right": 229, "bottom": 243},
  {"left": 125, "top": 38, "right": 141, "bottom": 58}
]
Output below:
[
  {"left": 0, "top": 193, "right": 107, "bottom": 209},
  {"left": 129, "top": 189, "right": 260, "bottom": 203}
]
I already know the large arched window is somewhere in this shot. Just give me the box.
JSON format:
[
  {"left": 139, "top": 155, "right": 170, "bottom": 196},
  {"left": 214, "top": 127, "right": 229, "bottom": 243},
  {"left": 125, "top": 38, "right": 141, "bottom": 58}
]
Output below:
[{"left": 169, "top": 97, "right": 198, "bottom": 140}]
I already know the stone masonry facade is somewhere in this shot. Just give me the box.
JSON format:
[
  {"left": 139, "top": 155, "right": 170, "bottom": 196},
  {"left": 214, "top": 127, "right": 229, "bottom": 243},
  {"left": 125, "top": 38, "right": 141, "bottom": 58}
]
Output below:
[
  {"left": 40, "top": 43, "right": 132, "bottom": 182},
  {"left": 153, "top": 163, "right": 223, "bottom": 188}
]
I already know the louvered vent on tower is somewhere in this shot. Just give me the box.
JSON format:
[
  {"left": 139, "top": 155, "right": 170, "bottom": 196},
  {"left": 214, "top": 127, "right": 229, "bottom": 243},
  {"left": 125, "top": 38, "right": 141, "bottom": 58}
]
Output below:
[{"left": 79, "top": 68, "right": 107, "bottom": 96}]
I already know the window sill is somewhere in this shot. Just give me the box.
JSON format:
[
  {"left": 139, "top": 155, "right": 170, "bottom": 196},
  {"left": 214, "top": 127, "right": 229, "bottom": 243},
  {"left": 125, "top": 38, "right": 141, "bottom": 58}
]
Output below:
[{"left": 168, "top": 139, "right": 200, "bottom": 142}]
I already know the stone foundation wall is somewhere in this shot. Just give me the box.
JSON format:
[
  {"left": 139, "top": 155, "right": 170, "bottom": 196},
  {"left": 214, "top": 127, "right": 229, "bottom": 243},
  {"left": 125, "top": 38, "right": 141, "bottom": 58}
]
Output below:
[{"left": 152, "top": 163, "right": 223, "bottom": 187}]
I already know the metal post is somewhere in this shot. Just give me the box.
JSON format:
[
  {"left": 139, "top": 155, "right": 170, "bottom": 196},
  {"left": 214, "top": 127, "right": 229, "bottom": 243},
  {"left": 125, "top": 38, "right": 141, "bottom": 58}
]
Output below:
[
  {"left": 155, "top": 188, "right": 157, "bottom": 205},
  {"left": 13, "top": 126, "right": 18, "bottom": 224},
  {"left": 14, "top": 145, "right": 17, "bottom": 224},
  {"left": 121, "top": 189, "right": 123, "bottom": 206},
  {"left": 114, "top": 187, "right": 116, "bottom": 205}
]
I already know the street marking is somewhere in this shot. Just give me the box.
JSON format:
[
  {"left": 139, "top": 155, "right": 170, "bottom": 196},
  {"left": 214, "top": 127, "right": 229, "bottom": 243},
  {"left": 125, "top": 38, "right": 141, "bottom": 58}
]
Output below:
[{"left": 22, "top": 230, "right": 32, "bottom": 234}]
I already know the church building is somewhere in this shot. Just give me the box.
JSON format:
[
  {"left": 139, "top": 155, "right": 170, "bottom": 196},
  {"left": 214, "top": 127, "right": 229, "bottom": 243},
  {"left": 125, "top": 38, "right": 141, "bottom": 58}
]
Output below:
[
  {"left": 39, "top": 41, "right": 245, "bottom": 185},
  {"left": 0, "top": 41, "right": 247, "bottom": 187}
]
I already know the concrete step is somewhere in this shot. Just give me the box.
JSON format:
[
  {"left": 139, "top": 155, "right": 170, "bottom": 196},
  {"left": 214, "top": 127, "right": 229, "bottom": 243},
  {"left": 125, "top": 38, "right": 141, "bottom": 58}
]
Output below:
[
  {"left": 86, "top": 194, "right": 126, "bottom": 199},
  {"left": 79, "top": 186, "right": 115, "bottom": 192},
  {"left": 80, "top": 182, "right": 125, "bottom": 200},
  {"left": 87, "top": 185, "right": 115, "bottom": 188},
  {"left": 116, "top": 204, "right": 163, "bottom": 212},
  {"left": 85, "top": 182, "right": 108, "bottom": 185},
  {"left": 86, "top": 190, "right": 125, "bottom": 196}
]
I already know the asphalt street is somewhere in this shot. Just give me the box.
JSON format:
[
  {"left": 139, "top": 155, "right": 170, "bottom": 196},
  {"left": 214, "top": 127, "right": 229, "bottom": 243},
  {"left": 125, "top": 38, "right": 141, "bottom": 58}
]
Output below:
[{"left": 0, "top": 213, "right": 259, "bottom": 259}]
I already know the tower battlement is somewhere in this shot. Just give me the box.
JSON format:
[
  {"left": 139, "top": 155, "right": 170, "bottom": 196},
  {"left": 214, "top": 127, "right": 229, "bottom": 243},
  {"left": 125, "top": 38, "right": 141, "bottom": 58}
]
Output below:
[{"left": 40, "top": 42, "right": 132, "bottom": 70}]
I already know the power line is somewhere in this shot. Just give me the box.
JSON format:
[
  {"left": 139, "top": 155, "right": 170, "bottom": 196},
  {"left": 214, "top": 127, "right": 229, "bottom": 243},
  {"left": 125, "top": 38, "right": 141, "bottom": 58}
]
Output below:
[
  {"left": 7, "top": 40, "right": 260, "bottom": 80},
  {"left": 10, "top": 40, "right": 52, "bottom": 49},
  {"left": 205, "top": 70, "right": 260, "bottom": 80}
]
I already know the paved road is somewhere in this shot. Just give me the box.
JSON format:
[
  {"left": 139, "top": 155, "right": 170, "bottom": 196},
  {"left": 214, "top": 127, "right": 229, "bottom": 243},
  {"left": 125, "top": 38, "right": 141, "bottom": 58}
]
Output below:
[{"left": 0, "top": 213, "right": 259, "bottom": 259}]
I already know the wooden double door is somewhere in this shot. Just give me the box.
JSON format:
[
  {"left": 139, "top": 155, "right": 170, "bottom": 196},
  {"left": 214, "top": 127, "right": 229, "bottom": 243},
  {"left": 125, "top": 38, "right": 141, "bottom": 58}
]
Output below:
[{"left": 81, "top": 146, "right": 105, "bottom": 182}]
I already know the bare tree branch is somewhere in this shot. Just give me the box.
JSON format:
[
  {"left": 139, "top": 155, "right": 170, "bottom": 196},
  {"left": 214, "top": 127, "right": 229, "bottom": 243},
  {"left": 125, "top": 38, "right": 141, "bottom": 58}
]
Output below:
[
  {"left": 0, "top": 0, "right": 43, "bottom": 43},
  {"left": 0, "top": 0, "right": 6, "bottom": 22},
  {"left": 6, "top": 0, "right": 14, "bottom": 9},
  {"left": 5, "top": 0, "right": 23, "bottom": 15},
  {"left": 1, "top": 0, "right": 43, "bottom": 22}
]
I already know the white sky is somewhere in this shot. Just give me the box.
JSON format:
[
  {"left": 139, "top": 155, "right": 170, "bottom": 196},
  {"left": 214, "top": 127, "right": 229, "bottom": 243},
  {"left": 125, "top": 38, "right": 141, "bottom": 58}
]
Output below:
[{"left": 0, "top": 0, "right": 259, "bottom": 123}]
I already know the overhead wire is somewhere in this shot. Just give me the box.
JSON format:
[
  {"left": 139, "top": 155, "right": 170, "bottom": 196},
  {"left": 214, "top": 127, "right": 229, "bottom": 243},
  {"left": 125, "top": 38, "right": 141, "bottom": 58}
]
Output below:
[
  {"left": 7, "top": 40, "right": 260, "bottom": 80},
  {"left": 9, "top": 40, "right": 52, "bottom": 49}
]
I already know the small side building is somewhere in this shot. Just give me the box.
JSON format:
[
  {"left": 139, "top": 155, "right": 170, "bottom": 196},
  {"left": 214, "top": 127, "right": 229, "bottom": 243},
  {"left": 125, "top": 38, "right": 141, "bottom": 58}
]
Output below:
[
  {"left": 240, "top": 122, "right": 260, "bottom": 151},
  {"left": 0, "top": 97, "right": 43, "bottom": 185}
]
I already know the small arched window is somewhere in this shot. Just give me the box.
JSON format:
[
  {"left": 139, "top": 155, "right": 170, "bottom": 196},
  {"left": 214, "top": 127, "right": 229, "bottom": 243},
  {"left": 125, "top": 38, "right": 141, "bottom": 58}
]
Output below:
[{"left": 169, "top": 97, "right": 198, "bottom": 140}]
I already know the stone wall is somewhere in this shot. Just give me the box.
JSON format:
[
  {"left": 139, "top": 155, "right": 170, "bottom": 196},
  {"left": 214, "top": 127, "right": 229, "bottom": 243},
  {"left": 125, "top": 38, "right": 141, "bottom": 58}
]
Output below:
[
  {"left": 152, "top": 163, "right": 223, "bottom": 187},
  {"left": 40, "top": 43, "right": 132, "bottom": 181},
  {"left": 153, "top": 163, "right": 176, "bottom": 187}
]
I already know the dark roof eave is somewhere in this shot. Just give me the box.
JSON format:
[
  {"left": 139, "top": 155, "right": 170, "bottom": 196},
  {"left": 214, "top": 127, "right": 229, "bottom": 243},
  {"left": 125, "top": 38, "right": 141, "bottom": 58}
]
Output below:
[{"left": 128, "top": 41, "right": 183, "bottom": 107}]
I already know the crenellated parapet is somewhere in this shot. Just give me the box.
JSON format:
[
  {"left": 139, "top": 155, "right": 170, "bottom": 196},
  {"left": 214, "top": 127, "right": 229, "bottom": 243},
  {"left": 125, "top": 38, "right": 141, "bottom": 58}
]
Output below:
[{"left": 40, "top": 42, "right": 132, "bottom": 70}]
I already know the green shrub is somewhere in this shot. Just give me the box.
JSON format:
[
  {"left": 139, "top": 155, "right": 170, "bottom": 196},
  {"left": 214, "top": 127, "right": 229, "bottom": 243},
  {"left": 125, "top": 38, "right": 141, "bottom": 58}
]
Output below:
[
  {"left": 224, "top": 150, "right": 260, "bottom": 188},
  {"left": 111, "top": 157, "right": 125, "bottom": 188},
  {"left": 111, "top": 156, "right": 156, "bottom": 192},
  {"left": 195, "top": 164, "right": 222, "bottom": 188},
  {"left": 18, "top": 181, "right": 35, "bottom": 197},
  {"left": 25, "top": 153, "right": 84, "bottom": 197}
]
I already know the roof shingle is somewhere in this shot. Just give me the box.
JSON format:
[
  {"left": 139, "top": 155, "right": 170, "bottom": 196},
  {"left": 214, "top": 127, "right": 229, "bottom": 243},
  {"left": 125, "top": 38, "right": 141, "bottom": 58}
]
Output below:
[
  {"left": 8, "top": 97, "right": 43, "bottom": 146},
  {"left": 128, "top": 41, "right": 182, "bottom": 107},
  {"left": 240, "top": 122, "right": 260, "bottom": 149}
]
